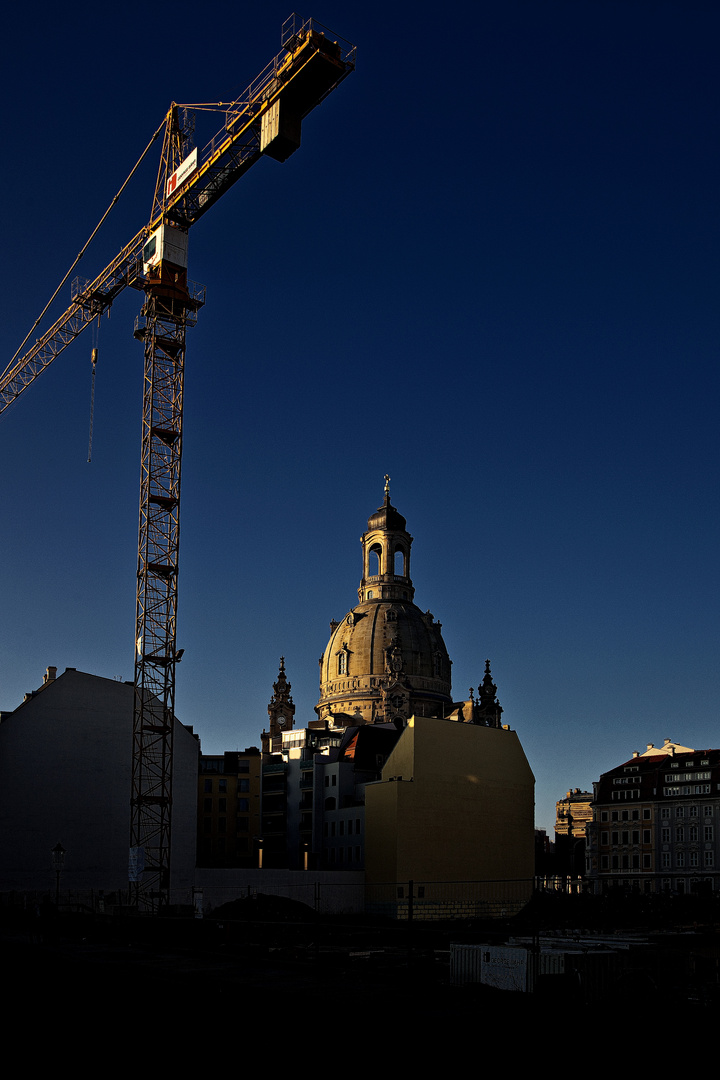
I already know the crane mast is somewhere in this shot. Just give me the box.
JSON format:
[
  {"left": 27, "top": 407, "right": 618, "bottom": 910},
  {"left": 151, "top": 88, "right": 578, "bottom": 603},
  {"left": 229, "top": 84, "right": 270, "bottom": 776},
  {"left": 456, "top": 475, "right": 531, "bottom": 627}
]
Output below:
[{"left": 1, "top": 15, "right": 355, "bottom": 912}]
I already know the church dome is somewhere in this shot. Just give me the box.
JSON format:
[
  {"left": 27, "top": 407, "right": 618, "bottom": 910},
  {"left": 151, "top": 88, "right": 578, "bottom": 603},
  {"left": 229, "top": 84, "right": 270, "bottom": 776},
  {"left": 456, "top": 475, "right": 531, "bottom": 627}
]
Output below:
[{"left": 315, "top": 481, "right": 453, "bottom": 727}]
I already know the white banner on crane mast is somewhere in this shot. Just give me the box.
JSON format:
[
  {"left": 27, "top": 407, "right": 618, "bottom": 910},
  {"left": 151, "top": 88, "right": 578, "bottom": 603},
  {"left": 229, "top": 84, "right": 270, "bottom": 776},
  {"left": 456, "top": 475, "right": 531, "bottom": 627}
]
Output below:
[{"left": 166, "top": 147, "right": 198, "bottom": 198}]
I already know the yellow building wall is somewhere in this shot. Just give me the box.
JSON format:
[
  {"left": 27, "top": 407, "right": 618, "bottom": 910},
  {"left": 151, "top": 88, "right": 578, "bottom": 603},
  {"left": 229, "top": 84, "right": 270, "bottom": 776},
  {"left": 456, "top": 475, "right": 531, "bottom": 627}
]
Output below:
[{"left": 365, "top": 716, "right": 535, "bottom": 886}]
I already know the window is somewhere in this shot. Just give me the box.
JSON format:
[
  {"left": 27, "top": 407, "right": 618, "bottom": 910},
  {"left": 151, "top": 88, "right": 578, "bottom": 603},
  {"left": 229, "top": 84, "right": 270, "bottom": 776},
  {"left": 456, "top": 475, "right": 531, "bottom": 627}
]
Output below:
[
  {"left": 705, "top": 825, "right": 714, "bottom": 842},
  {"left": 704, "top": 806, "right": 713, "bottom": 817},
  {"left": 661, "top": 807, "right": 670, "bottom": 819},
  {"left": 676, "top": 807, "right": 685, "bottom": 818},
  {"left": 676, "top": 827, "right": 685, "bottom": 842},
  {"left": 237, "top": 798, "right": 249, "bottom": 811},
  {"left": 611, "top": 831, "right": 619, "bottom": 845},
  {"left": 662, "top": 853, "right": 671, "bottom": 868},
  {"left": 238, "top": 779, "right": 249, "bottom": 793},
  {"left": 218, "top": 780, "right": 227, "bottom": 794},
  {"left": 338, "top": 652, "right": 347, "bottom": 675},
  {"left": 689, "top": 852, "right": 699, "bottom": 868},
  {"left": 643, "top": 830, "right": 651, "bottom": 844},
  {"left": 705, "top": 851, "right": 714, "bottom": 867},
  {"left": 643, "top": 808, "right": 651, "bottom": 820},
  {"left": 632, "top": 830, "right": 640, "bottom": 844},
  {"left": 676, "top": 852, "right": 685, "bottom": 867},
  {"left": 690, "top": 805, "right": 699, "bottom": 817},
  {"left": 661, "top": 828, "right": 670, "bottom": 843},
  {"left": 689, "top": 825, "right": 698, "bottom": 842}
]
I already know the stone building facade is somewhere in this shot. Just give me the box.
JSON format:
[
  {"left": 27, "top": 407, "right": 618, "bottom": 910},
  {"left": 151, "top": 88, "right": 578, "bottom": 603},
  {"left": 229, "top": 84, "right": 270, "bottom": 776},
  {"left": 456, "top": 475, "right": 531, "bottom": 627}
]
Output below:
[{"left": 586, "top": 739, "right": 720, "bottom": 894}]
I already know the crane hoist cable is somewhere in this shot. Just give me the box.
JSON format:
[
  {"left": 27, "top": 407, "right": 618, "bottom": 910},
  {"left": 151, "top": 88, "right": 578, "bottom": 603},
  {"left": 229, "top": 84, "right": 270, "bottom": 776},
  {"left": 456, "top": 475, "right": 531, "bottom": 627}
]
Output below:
[
  {"left": 87, "top": 319, "right": 100, "bottom": 464},
  {"left": 2, "top": 117, "right": 167, "bottom": 381}
]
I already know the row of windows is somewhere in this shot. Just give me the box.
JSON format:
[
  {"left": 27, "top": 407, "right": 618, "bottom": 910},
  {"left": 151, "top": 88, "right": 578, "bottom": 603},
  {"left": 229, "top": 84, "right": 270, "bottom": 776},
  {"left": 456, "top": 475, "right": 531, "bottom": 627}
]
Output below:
[
  {"left": 600, "top": 808, "right": 651, "bottom": 822},
  {"left": 661, "top": 851, "right": 714, "bottom": 868},
  {"left": 326, "top": 846, "right": 362, "bottom": 863},
  {"left": 665, "top": 771, "right": 711, "bottom": 782},
  {"left": 664, "top": 785, "right": 712, "bottom": 796},
  {"left": 601, "top": 804, "right": 717, "bottom": 823},
  {"left": 660, "top": 805, "right": 714, "bottom": 818},
  {"left": 600, "top": 853, "right": 717, "bottom": 870},
  {"left": 324, "top": 818, "right": 362, "bottom": 837},
  {"left": 602, "top": 830, "right": 652, "bottom": 845},
  {"left": 202, "top": 778, "right": 252, "bottom": 794},
  {"left": 660, "top": 826, "right": 714, "bottom": 842},
  {"left": 601, "top": 854, "right": 652, "bottom": 870},
  {"left": 202, "top": 815, "right": 250, "bottom": 833}
]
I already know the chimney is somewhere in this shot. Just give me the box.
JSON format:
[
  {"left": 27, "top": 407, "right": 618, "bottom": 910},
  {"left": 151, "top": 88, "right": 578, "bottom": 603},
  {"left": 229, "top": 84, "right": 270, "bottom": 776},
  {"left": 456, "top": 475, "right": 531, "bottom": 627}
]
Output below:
[
  {"left": 633, "top": 751, "right": 639, "bottom": 758},
  {"left": 43, "top": 666, "right": 57, "bottom": 686}
]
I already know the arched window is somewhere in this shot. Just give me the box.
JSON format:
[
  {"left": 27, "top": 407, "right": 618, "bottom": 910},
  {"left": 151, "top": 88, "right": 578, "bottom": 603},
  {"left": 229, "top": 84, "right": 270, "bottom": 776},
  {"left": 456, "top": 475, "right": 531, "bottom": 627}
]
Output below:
[
  {"left": 338, "top": 651, "right": 347, "bottom": 675},
  {"left": 368, "top": 543, "right": 382, "bottom": 576}
]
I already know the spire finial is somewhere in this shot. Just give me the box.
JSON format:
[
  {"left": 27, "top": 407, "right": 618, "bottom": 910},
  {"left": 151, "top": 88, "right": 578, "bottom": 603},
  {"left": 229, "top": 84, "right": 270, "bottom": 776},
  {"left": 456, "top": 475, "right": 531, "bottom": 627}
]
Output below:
[
  {"left": 384, "top": 474, "right": 391, "bottom": 498},
  {"left": 279, "top": 655, "right": 285, "bottom": 674}
]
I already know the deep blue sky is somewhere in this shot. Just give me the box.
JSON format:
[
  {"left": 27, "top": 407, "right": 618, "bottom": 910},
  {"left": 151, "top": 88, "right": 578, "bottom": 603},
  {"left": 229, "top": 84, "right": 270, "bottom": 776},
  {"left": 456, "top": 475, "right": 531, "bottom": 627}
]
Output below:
[{"left": 1, "top": 1, "right": 718, "bottom": 833}]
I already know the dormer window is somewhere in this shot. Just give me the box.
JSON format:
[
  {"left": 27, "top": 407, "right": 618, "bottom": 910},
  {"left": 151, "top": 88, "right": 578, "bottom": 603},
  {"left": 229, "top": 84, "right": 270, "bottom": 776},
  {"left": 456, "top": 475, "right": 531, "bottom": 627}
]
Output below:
[{"left": 338, "top": 651, "right": 347, "bottom": 675}]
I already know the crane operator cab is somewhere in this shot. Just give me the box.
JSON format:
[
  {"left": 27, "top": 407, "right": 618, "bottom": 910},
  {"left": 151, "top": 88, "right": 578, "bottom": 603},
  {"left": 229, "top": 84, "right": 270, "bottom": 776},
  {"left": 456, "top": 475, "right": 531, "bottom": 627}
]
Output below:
[{"left": 142, "top": 225, "right": 188, "bottom": 274}]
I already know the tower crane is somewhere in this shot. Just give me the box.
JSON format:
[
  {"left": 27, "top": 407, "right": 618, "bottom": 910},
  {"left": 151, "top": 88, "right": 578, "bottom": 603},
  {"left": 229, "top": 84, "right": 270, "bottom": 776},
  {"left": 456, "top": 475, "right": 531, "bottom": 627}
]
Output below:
[{"left": 0, "top": 15, "right": 355, "bottom": 911}]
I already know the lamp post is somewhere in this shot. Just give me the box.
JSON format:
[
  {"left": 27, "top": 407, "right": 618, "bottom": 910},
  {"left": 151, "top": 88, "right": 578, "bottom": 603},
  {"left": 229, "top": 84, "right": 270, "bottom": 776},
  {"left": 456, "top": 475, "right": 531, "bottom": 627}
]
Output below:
[{"left": 51, "top": 842, "right": 66, "bottom": 906}]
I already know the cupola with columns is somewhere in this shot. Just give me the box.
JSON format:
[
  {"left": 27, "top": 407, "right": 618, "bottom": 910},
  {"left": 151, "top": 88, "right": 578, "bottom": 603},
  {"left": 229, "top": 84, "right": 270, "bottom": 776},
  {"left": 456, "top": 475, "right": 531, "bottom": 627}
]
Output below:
[{"left": 358, "top": 475, "right": 415, "bottom": 604}]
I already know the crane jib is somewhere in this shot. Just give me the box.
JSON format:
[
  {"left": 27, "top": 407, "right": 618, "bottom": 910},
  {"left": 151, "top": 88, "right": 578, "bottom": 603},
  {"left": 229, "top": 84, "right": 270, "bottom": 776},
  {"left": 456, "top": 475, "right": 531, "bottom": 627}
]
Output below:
[{"left": 1, "top": 19, "right": 355, "bottom": 416}]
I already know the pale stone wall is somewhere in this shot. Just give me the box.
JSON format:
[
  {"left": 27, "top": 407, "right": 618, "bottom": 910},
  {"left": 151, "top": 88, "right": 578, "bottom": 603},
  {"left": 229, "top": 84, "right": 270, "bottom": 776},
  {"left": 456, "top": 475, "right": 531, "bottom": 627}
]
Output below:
[{"left": 0, "top": 669, "right": 197, "bottom": 898}]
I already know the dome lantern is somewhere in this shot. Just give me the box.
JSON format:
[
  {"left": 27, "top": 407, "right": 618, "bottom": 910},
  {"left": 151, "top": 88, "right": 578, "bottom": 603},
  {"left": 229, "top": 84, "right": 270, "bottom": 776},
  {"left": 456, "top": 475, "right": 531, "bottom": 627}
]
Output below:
[{"left": 359, "top": 475, "right": 415, "bottom": 604}]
